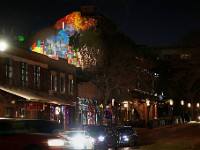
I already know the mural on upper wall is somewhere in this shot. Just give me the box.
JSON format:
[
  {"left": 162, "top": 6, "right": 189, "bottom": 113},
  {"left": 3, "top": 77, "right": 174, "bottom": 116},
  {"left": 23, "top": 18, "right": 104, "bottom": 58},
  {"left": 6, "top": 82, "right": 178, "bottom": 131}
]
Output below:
[{"left": 30, "top": 11, "right": 97, "bottom": 66}]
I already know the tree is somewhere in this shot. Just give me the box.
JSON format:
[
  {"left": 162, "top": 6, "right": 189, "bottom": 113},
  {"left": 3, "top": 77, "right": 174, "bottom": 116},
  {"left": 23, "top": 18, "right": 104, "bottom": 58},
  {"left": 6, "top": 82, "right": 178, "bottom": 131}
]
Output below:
[
  {"left": 175, "top": 27, "right": 200, "bottom": 47},
  {"left": 168, "top": 47, "right": 200, "bottom": 119},
  {"left": 78, "top": 16, "right": 156, "bottom": 124}
]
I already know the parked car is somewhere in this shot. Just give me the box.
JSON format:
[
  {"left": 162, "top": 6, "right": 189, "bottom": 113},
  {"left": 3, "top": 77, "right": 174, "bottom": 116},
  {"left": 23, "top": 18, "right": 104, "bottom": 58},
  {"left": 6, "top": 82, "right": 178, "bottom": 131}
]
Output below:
[
  {"left": 84, "top": 125, "right": 119, "bottom": 150},
  {"left": 0, "top": 118, "right": 66, "bottom": 150},
  {"left": 114, "top": 126, "right": 138, "bottom": 147},
  {"left": 59, "top": 129, "right": 94, "bottom": 149}
]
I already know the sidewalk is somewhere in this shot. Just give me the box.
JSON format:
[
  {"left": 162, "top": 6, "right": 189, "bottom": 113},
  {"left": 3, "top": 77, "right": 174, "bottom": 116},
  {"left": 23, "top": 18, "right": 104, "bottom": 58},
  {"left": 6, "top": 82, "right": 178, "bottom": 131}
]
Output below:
[{"left": 135, "top": 122, "right": 186, "bottom": 134}]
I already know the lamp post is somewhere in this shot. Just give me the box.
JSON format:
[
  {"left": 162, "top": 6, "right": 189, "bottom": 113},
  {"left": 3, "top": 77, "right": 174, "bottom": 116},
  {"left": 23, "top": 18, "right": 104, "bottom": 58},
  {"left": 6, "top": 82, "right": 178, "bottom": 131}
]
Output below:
[
  {"left": 124, "top": 101, "right": 128, "bottom": 122},
  {"left": 146, "top": 99, "right": 150, "bottom": 128},
  {"left": 187, "top": 103, "right": 191, "bottom": 121},
  {"left": 197, "top": 103, "right": 200, "bottom": 121},
  {"left": 169, "top": 99, "right": 173, "bottom": 124},
  {"left": 111, "top": 98, "right": 115, "bottom": 126},
  {"left": 180, "top": 100, "right": 184, "bottom": 123}
]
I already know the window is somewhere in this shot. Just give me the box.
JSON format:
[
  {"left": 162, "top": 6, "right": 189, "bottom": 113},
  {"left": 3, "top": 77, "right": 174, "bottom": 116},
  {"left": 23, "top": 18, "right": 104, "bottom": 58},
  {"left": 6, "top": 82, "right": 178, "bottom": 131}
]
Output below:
[
  {"left": 21, "top": 62, "right": 28, "bottom": 87},
  {"left": 60, "top": 73, "right": 65, "bottom": 93},
  {"left": 51, "top": 71, "right": 57, "bottom": 91},
  {"left": 34, "top": 65, "right": 40, "bottom": 90},
  {"left": 69, "top": 75, "right": 73, "bottom": 95},
  {"left": 6, "top": 58, "right": 13, "bottom": 85}
]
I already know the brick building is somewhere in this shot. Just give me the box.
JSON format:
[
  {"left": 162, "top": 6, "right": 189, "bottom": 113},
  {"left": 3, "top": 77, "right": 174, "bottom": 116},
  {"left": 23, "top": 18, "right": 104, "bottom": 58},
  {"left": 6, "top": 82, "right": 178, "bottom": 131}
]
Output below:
[{"left": 0, "top": 45, "right": 77, "bottom": 128}]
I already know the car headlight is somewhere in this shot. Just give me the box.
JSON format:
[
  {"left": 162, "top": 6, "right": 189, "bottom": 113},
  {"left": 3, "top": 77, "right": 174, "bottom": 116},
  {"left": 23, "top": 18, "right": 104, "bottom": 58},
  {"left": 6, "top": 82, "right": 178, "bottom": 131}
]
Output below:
[
  {"left": 47, "top": 139, "right": 65, "bottom": 147},
  {"left": 72, "top": 135, "right": 85, "bottom": 148},
  {"left": 98, "top": 136, "right": 105, "bottom": 142},
  {"left": 90, "top": 137, "right": 95, "bottom": 143},
  {"left": 122, "top": 135, "right": 129, "bottom": 141}
]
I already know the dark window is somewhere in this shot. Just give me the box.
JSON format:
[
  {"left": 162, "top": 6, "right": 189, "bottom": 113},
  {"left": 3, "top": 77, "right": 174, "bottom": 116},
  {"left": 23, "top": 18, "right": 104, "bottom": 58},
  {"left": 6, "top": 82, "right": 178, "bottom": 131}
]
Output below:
[
  {"left": 68, "top": 75, "right": 73, "bottom": 95},
  {"left": 60, "top": 77, "right": 65, "bottom": 93}
]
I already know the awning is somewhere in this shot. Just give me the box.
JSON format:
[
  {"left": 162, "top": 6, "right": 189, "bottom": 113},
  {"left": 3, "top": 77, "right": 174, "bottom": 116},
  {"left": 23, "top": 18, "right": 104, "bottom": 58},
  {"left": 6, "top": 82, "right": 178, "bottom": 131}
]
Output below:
[{"left": 0, "top": 85, "right": 76, "bottom": 106}]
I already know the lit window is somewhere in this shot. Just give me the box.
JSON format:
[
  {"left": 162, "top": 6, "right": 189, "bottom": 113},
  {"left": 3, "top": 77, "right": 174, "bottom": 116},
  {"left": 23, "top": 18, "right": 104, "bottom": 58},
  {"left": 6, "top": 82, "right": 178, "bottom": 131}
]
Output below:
[
  {"left": 21, "top": 62, "right": 28, "bottom": 87},
  {"left": 69, "top": 75, "right": 73, "bottom": 95},
  {"left": 6, "top": 58, "right": 13, "bottom": 85},
  {"left": 34, "top": 65, "right": 40, "bottom": 90},
  {"left": 60, "top": 73, "right": 65, "bottom": 93},
  {"left": 51, "top": 72, "right": 57, "bottom": 91}
]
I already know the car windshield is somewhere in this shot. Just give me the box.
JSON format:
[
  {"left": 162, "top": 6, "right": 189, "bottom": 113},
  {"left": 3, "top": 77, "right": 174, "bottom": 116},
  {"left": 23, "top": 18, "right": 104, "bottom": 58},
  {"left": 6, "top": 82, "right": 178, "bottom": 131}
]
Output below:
[
  {"left": 86, "top": 126, "right": 108, "bottom": 136},
  {"left": 116, "top": 127, "right": 133, "bottom": 134}
]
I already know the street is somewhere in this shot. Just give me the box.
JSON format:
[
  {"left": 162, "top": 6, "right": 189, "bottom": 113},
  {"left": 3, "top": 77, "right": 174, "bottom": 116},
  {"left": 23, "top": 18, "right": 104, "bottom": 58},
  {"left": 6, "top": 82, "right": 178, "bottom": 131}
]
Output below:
[{"left": 109, "top": 121, "right": 200, "bottom": 150}]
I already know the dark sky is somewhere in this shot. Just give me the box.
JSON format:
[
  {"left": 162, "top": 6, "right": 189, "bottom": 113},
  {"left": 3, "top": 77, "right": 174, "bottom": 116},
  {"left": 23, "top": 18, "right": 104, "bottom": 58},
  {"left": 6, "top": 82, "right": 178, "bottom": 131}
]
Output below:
[{"left": 1, "top": 0, "right": 200, "bottom": 46}]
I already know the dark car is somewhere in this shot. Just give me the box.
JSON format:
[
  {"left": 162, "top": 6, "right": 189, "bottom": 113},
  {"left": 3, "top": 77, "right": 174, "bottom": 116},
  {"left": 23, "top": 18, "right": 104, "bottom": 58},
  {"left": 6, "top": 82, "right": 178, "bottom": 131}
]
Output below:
[
  {"left": 0, "top": 118, "right": 66, "bottom": 150},
  {"left": 84, "top": 125, "right": 119, "bottom": 150},
  {"left": 114, "top": 126, "right": 138, "bottom": 147},
  {"left": 19, "top": 118, "right": 62, "bottom": 134}
]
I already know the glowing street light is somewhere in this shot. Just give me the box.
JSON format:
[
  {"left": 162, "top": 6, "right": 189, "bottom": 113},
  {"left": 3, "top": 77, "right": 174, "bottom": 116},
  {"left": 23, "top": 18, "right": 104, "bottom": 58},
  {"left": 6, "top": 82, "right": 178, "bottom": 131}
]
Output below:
[
  {"left": 169, "top": 99, "right": 174, "bottom": 106},
  {"left": 169, "top": 99, "right": 173, "bottom": 124},
  {"left": 146, "top": 99, "right": 150, "bottom": 128},
  {"left": 181, "top": 100, "right": 184, "bottom": 106},
  {"left": 197, "top": 103, "right": 199, "bottom": 108},
  {"left": 124, "top": 101, "right": 128, "bottom": 121},
  {"left": 197, "top": 103, "right": 200, "bottom": 121},
  {"left": 180, "top": 100, "right": 185, "bottom": 123},
  {"left": 0, "top": 40, "right": 8, "bottom": 51}
]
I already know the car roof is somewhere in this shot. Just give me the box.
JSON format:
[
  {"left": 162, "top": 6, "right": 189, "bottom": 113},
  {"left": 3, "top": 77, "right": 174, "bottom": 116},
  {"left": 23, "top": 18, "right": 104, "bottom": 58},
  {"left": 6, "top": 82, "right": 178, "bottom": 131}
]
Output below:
[{"left": 116, "top": 126, "right": 133, "bottom": 128}]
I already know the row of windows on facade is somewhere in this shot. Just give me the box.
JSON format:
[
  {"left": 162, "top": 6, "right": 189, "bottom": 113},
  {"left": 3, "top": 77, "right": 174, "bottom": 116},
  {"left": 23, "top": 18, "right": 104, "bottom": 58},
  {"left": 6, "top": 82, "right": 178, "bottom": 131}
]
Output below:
[{"left": 5, "top": 58, "right": 74, "bottom": 95}]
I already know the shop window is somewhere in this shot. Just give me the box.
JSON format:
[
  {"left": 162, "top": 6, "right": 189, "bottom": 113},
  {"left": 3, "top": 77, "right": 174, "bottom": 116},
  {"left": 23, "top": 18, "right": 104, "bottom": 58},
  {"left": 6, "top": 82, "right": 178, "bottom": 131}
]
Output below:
[
  {"left": 21, "top": 62, "right": 28, "bottom": 87},
  {"left": 6, "top": 58, "right": 13, "bottom": 85},
  {"left": 5, "top": 107, "right": 14, "bottom": 117},
  {"left": 34, "top": 65, "right": 40, "bottom": 90}
]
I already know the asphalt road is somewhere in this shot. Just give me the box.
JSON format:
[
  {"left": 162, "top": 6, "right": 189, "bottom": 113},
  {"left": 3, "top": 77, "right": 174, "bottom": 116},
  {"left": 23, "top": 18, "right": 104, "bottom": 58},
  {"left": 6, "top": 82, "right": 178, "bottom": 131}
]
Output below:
[
  {"left": 108, "top": 121, "right": 200, "bottom": 150},
  {"left": 136, "top": 121, "right": 200, "bottom": 150}
]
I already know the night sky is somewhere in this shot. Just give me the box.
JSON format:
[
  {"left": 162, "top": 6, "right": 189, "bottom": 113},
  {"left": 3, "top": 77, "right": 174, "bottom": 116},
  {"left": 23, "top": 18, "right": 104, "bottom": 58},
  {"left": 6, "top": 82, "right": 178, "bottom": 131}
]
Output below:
[{"left": 1, "top": 0, "right": 200, "bottom": 46}]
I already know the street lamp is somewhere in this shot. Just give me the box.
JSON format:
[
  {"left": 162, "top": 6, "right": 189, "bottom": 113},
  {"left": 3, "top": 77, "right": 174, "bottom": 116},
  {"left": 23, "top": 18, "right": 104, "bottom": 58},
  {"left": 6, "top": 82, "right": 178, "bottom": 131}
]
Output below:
[
  {"left": 197, "top": 103, "right": 200, "bottom": 122},
  {"left": 187, "top": 103, "right": 191, "bottom": 121},
  {"left": 146, "top": 99, "right": 150, "bottom": 128},
  {"left": 0, "top": 40, "right": 8, "bottom": 51},
  {"left": 111, "top": 98, "right": 115, "bottom": 126},
  {"left": 197, "top": 103, "right": 199, "bottom": 108},
  {"left": 180, "top": 100, "right": 185, "bottom": 123},
  {"left": 124, "top": 101, "right": 128, "bottom": 121},
  {"left": 169, "top": 99, "right": 173, "bottom": 124}
]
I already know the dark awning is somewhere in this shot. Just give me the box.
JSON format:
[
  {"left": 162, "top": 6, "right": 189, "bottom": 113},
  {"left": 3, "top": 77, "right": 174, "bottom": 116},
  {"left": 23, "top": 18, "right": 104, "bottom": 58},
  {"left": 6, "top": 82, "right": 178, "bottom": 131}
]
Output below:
[{"left": 0, "top": 85, "right": 76, "bottom": 106}]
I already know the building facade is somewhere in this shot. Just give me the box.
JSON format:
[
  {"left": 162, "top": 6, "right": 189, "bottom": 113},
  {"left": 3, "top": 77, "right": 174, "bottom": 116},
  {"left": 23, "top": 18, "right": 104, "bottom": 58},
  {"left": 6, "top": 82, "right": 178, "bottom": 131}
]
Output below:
[{"left": 0, "top": 46, "right": 77, "bottom": 129}]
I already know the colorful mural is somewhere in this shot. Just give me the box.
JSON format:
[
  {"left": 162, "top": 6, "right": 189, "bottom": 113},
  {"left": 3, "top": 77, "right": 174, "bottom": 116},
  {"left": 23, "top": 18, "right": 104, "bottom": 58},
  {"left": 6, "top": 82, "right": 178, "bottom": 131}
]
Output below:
[{"left": 30, "top": 11, "right": 97, "bottom": 65}]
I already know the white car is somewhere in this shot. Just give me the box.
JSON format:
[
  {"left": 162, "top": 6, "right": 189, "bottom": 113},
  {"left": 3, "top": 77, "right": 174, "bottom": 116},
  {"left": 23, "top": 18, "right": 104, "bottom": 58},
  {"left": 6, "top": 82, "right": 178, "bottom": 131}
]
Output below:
[{"left": 59, "top": 130, "right": 94, "bottom": 149}]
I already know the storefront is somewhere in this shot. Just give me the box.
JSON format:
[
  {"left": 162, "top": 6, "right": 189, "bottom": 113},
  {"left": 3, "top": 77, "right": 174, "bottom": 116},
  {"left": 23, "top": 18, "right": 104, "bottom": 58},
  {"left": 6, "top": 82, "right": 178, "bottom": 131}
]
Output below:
[
  {"left": 78, "top": 97, "right": 100, "bottom": 126},
  {"left": 0, "top": 85, "right": 76, "bottom": 129}
]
